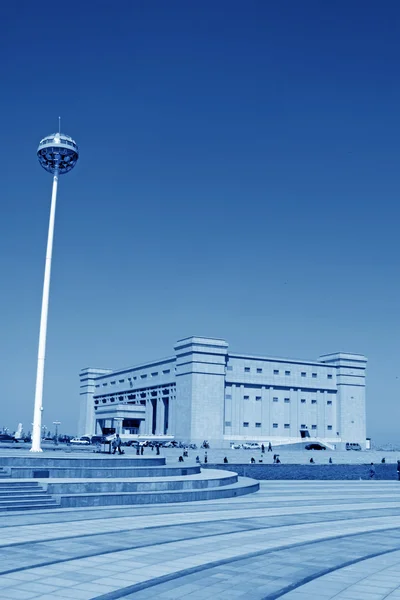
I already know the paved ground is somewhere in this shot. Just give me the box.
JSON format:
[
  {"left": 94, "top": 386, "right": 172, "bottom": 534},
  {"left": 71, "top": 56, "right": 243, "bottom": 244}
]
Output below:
[
  {"left": 2, "top": 443, "right": 398, "bottom": 465},
  {"left": 1, "top": 480, "right": 400, "bottom": 599}
]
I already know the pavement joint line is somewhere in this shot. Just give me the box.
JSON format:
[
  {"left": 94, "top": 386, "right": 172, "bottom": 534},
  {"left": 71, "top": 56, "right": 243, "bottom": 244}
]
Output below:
[
  {"left": 4, "top": 515, "right": 400, "bottom": 577},
  {"left": 89, "top": 533, "right": 400, "bottom": 600},
  {"left": 0, "top": 493, "right": 399, "bottom": 526},
  {"left": 1, "top": 507, "right": 400, "bottom": 554},
  {"left": 1, "top": 500, "right": 400, "bottom": 545},
  {"left": 260, "top": 548, "right": 400, "bottom": 600}
]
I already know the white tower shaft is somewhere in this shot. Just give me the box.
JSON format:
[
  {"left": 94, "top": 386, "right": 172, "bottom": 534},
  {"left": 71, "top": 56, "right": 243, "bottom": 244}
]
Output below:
[{"left": 31, "top": 172, "right": 59, "bottom": 452}]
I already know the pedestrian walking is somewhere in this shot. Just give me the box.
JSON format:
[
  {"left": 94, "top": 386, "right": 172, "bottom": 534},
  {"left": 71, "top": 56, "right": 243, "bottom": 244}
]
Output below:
[
  {"left": 268, "top": 442, "right": 272, "bottom": 452},
  {"left": 261, "top": 444, "right": 265, "bottom": 454},
  {"left": 397, "top": 460, "right": 400, "bottom": 481},
  {"left": 136, "top": 443, "right": 140, "bottom": 456},
  {"left": 156, "top": 443, "right": 160, "bottom": 455},
  {"left": 204, "top": 451, "right": 208, "bottom": 464},
  {"left": 368, "top": 463, "right": 376, "bottom": 479},
  {"left": 112, "top": 434, "right": 123, "bottom": 455}
]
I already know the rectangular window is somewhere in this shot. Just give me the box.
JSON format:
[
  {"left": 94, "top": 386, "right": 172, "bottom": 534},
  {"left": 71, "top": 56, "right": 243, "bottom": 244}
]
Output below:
[
  {"left": 301, "top": 399, "right": 306, "bottom": 404},
  {"left": 284, "top": 424, "right": 290, "bottom": 429},
  {"left": 256, "top": 368, "right": 262, "bottom": 374},
  {"left": 301, "top": 424, "right": 306, "bottom": 429},
  {"left": 151, "top": 372, "right": 158, "bottom": 377},
  {"left": 312, "top": 373, "right": 317, "bottom": 378},
  {"left": 95, "top": 385, "right": 100, "bottom": 388},
  {"left": 227, "top": 365, "right": 233, "bottom": 371},
  {"left": 301, "top": 372, "right": 306, "bottom": 377},
  {"left": 110, "top": 381, "right": 116, "bottom": 385},
  {"left": 327, "top": 425, "right": 333, "bottom": 430},
  {"left": 327, "top": 400, "right": 332, "bottom": 405},
  {"left": 225, "top": 394, "right": 232, "bottom": 400},
  {"left": 273, "top": 369, "right": 279, "bottom": 375},
  {"left": 163, "top": 369, "right": 171, "bottom": 374},
  {"left": 311, "top": 425, "right": 317, "bottom": 430},
  {"left": 225, "top": 421, "right": 232, "bottom": 427},
  {"left": 102, "top": 383, "right": 107, "bottom": 387},
  {"left": 285, "top": 370, "right": 291, "bottom": 376},
  {"left": 327, "top": 374, "right": 333, "bottom": 379},
  {"left": 244, "top": 367, "right": 250, "bottom": 373},
  {"left": 243, "top": 422, "right": 249, "bottom": 427},
  {"left": 118, "top": 379, "right": 124, "bottom": 383},
  {"left": 255, "top": 396, "right": 262, "bottom": 401},
  {"left": 273, "top": 423, "right": 278, "bottom": 428},
  {"left": 311, "top": 399, "right": 317, "bottom": 404},
  {"left": 273, "top": 397, "right": 278, "bottom": 402},
  {"left": 243, "top": 395, "right": 249, "bottom": 400},
  {"left": 284, "top": 398, "right": 290, "bottom": 403},
  {"left": 255, "top": 422, "right": 261, "bottom": 428},
  {"left": 140, "top": 374, "right": 147, "bottom": 379}
]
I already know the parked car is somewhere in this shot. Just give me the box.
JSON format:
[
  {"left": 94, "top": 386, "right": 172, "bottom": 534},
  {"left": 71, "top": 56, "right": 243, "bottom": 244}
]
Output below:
[
  {"left": 242, "top": 442, "right": 261, "bottom": 450},
  {"left": 0, "top": 434, "right": 18, "bottom": 443},
  {"left": 69, "top": 437, "right": 90, "bottom": 445},
  {"left": 230, "top": 443, "right": 241, "bottom": 450},
  {"left": 346, "top": 442, "right": 362, "bottom": 451},
  {"left": 305, "top": 443, "right": 326, "bottom": 450}
]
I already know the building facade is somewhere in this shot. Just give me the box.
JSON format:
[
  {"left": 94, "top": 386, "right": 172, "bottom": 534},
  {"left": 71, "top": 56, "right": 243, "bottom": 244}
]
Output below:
[{"left": 79, "top": 336, "right": 367, "bottom": 448}]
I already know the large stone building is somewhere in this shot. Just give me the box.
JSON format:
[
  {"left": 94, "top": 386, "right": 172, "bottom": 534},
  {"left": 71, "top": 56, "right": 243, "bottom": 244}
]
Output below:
[{"left": 79, "top": 336, "right": 367, "bottom": 448}]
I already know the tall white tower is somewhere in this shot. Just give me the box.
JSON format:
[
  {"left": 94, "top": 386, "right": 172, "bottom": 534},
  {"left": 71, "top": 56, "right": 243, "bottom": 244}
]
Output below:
[{"left": 31, "top": 131, "right": 79, "bottom": 452}]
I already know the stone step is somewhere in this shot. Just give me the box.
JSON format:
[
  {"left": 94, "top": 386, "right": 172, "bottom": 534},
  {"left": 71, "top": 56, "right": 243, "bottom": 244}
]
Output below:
[
  {"left": 0, "top": 457, "right": 166, "bottom": 468},
  {"left": 0, "top": 497, "right": 59, "bottom": 507},
  {"left": 7, "top": 466, "right": 200, "bottom": 479},
  {"left": 0, "top": 501, "right": 60, "bottom": 511},
  {"left": 0, "top": 483, "right": 42, "bottom": 489},
  {"left": 0, "top": 491, "right": 51, "bottom": 498},
  {"left": 57, "top": 477, "right": 259, "bottom": 507},
  {"left": 45, "top": 472, "right": 238, "bottom": 494}
]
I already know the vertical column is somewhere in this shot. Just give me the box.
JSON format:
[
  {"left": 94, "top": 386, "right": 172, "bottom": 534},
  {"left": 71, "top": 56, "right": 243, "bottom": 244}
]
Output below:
[
  {"left": 156, "top": 394, "right": 165, "bottom": 435},
  {"left": 114, "top": 417, "right": 123, "bottom": 435},
  {"left": 144, "top": 399, "right": 153, "bottom": 435},
  {"left": 78, "top": 368, "right": 112, "bottom": 437}
]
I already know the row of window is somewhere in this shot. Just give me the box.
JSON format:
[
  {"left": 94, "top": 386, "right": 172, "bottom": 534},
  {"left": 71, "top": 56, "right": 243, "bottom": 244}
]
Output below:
[
  {"left": 226, "top": 395, "right": 333, "bottom": 405},
  {"left": 97, "top": 369, "right": 172, "bottom": 387},
  {"left": 225, "top": 422, "right": 333, "bottom": 430},
  {"left": 237, "top": 366, "right": 333, "bottom": 379}
]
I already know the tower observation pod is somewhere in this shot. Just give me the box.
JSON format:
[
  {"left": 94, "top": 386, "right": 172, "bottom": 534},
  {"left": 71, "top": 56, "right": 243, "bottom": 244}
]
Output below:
[{"left": 31, "top": 131, "right": 79, "bottom": 452}]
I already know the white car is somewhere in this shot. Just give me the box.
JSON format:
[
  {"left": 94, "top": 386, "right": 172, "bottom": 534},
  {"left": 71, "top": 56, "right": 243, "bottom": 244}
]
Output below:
[
  {"left": 230, "top": 443, "right": 241, "bottom": 450},
  {"left": 242, "top": 442, "right": 261, "bottom": 450},
  {"left": 70, "top": 437, "right": 90, "bottom": 445}
]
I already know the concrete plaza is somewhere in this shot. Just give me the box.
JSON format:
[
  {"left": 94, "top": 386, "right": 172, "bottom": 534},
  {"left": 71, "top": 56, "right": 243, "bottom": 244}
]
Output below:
[{"left": 1, "top": 477, "right": 400, "bottom": 599}]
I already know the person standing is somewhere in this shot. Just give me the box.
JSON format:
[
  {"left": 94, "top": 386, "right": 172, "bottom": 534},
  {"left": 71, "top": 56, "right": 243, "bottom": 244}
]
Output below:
[
  {"left": 140, "top": 444, "right": 144, "bottom": 456},
  {"left": 261, "top": 444, "right": 265, "bottom": 454},
  {"left": 112, "top": 434, "right": 123, "bottom": 455},
  {"left": 268, "top": 442, "right": 272, "bottom": 452},
  {"left": 397, "top": 460, "right": 400, "bottom": 481}
]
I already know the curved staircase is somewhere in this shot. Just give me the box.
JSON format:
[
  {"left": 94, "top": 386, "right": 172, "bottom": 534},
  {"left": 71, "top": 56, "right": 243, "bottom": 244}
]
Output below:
[{"left": 0, "top": 455, "right": 259, "bottom": 510}]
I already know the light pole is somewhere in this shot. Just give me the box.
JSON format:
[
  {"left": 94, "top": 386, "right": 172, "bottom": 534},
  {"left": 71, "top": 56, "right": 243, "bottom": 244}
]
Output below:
[
  {"left": 53, "top": 421, "right": 61, "bottom": 446},
  {"left": 30, "top": 129, "right": 79, "bottom": 452}
]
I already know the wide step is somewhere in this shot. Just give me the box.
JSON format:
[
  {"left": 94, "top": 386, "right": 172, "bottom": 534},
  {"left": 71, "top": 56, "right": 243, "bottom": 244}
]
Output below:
[{"left": 58, "top": 478, "right": 259, "bottom": 507}]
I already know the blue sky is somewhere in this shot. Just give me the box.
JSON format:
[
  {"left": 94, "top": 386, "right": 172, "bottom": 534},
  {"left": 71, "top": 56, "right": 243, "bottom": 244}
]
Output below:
[{"left": 0, "top": 1, "right": 399, "bottom": 442}]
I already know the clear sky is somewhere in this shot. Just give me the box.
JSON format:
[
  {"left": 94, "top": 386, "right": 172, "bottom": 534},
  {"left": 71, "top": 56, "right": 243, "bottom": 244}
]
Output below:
[{"left": 1, "top": 1, "right": 399, "bottom": 442}]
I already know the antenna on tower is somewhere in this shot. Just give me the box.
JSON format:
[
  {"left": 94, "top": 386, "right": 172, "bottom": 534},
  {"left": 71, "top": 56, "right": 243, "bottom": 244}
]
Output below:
[{"left": 58, "top": 116, "right": 61, "bottom": 134}]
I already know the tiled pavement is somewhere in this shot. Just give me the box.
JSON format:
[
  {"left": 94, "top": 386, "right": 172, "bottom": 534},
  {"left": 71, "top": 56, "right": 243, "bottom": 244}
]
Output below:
[{"left": 1, "top": 481, "right": 400, "bottom": 599}]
